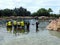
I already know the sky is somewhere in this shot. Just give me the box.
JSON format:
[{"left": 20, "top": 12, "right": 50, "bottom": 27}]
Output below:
[{"left": 0, "top": 0, "right": 60, "bottom": 14}]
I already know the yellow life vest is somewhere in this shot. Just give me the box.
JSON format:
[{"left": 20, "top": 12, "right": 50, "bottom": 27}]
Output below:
[
  {"left": 20, "top": 21, "right": 24, "bottom": 26},
  {"left": 13, "top": 21, "right": 17, "bottom": 25},
  {"left": 7, "top": 21, "right": 12, "bottom": 26}
]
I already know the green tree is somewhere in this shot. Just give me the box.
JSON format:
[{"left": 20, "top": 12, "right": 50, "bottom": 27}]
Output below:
[
  {"left": 12, "top": 11, "right": 17, "bottom": 16},
  {"left": 32, "top": 12, "right": 38, "bottom": 16},
  {"left": 37, "top": 8, "right": 49, "bottom": 16},
  {"left": 0, "top": 10, "right": 2, "bottom": 17},
  {"left": 17, "top": 7, "right": 31, "bottom": 16},
  {"left": 48, "top": 8, "right": 53, "bottom": 13},
  {"left": 3, "top": 9, "right": 13, "bottom": 16}
]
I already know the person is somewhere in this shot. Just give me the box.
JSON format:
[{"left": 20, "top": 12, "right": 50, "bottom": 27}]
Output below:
[
  {"left": 17, "top": 21, "right": 21, "bottom": 28},
  {"left": 36, "top": 21, "right": 39, "bottom": 32},
  {"left": 26, "top": 22, "right": 30, "bottom": 32},
  {"left": 6, "top": 21, "right": 12, "bottom": 32},
  {"left": 13, "top": 20, "right": 17, "bottom": 29},
  {"left": 6, "top": 21, "right": 12, "bottom": 28},
  {"left": 20, "top": 21, "right": 25, "bottom": 29}
]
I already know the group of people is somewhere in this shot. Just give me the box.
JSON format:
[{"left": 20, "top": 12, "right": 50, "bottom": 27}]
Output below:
[
  {"left": 6, "top": 20, "right": 39, "bottom": 33},
  {"left": 6, "top": 21, "right": 24, "bottom": 28},
  {"left": 6, "top": 20, "right": 30, "bottom": 32}
]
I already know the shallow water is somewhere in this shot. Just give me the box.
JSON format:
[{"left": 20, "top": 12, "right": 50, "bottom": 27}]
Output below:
[{"left": 0, "top": 19, "right": 60, "bottom": 45}]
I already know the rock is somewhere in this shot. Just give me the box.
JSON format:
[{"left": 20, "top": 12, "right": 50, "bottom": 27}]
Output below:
[
  {"left": 46, "top": 18, "right": 60, "bottom": 31},
  {"left": 46, "top": 20, "right": 58, "bottom": 31}
]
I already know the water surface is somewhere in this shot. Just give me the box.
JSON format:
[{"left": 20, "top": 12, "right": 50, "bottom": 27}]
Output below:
[{"left": 0, "top": 19, "right": 60, "bottom": 45}]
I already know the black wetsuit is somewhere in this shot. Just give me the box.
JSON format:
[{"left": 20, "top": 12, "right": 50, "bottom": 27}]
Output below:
[
  {"left": 36, "top": 22, "right": 39, "bottom": 32},
  {"left": 27, "top": 22, "right": 30, "bottom": 32}
]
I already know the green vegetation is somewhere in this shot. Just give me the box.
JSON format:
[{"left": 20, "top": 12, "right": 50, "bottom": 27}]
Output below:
[
  {"left": 32, "top": 8, "right": 60, "bottom": 18},
  {"left": 0, "top": 7, "right": 60, "bottom": 18},
  {"left": 0, "top": 7, "right": 31, "bottom": 17},
  {"left": 32, "top": 8, "right": 52, "bottom": 16}
]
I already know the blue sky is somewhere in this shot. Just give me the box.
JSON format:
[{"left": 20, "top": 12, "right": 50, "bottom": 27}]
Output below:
[{"left": 0, "top": 0, "right": 60, "bottom": 14}]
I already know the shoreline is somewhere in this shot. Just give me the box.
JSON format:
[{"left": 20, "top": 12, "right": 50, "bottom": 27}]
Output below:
[{"left": 0, "top": 16, "right": 55, "bottom": 20}]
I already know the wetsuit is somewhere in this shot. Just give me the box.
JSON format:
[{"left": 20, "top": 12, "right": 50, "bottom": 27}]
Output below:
[
  {"left": 27, "top": 22, "right": 30, "bottom": 32},
  {"left": 36, "top": 22, "right": 39, "bottom": 32}
]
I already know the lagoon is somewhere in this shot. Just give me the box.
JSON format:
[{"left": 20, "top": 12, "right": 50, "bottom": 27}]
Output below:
[{"left": 0, "top": 19, "right": 60, "bottom": 45}]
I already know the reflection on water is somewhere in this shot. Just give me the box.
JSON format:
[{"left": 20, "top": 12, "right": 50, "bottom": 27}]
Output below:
[
  {"left": 7, "top": 27, "right": 12, "bottom": 33},
  {"left": 6, "top": 23, "right": 30, "bottom": 36},
  {"left": 0, "top": 19, "right": 60, "bottom": 45},
  {"left": 6, "top": 27, "right": 27, "bottom": 36},
  {"left": 13, "top": 28, "right": 25, "bottom": 35}
]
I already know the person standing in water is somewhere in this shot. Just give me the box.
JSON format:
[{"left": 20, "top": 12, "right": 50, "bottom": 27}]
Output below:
[
  {"left": 13, "top": 20, "right": 17, "bottom": 29},
  {"left": 36, "top": 21, "right": 39, "bottom": 32},
  {"left": 20, "top": 21, "right": 25, "bottom": 29},
  {"left": 6, "top": 21, "right": 12, "bottom": 28},
  {"left": 25, "top": 21, "right": 30, "bottom": 32},
  {"left": 6, "top": 21, "right": 12, "bottom": 32},
  {"left": 17, "top": 21, "right": 21, "bottom": 28}
]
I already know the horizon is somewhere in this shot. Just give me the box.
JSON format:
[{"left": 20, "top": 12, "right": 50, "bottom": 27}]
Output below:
[{"left": 0, "top": 0, "right": 60, "bottom": 14}]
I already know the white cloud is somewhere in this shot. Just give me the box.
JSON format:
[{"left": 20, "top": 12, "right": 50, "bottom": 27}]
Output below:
[
  {"left": 0, "top": 0, "right": 15, "bottom": 9},
  {"left": 0, "top": 0, "right": 60, "bottom": 14}
]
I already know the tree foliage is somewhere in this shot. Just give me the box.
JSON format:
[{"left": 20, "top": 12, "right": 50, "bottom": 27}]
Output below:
[
  {"left": 48, "top": 8, "right": 53, "bottom": 12},
  {"left": 37, "top": 8, "right": 49, "bottom": 16},
  {"left": 0, "top": 7, "right": 31, "bottom": 17},
  {"left": 0, "top": 7, "right": 60, "bottom": 17},
  {"left": 32, "top": 8, "right": 54, "bottom": 17}
]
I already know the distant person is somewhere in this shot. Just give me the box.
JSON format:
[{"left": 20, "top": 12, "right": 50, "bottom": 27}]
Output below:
[
  {"left": 20, "top": 21, "right": 25, "bottom": 29},
  {"left": 13, "top": 20, "right": 17, "bottom": 29},
  {"left": 6, "top": 21, "right": 12, "bottom": 28},
  {"left": 17, "top": 22, "right": 21, "bottom": 28},
  {"left": 6, "top": 21, "right": 12, "bottom": 32},
  {"left": 36, "top": 21, "right": 39, "bottom": 32},
  {"left": 26, "top": 22, "right": 30, "bottom": 32}
]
